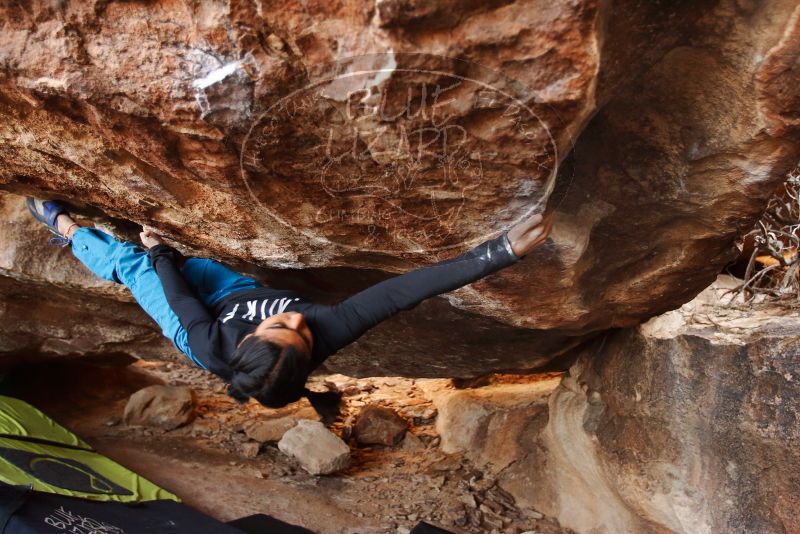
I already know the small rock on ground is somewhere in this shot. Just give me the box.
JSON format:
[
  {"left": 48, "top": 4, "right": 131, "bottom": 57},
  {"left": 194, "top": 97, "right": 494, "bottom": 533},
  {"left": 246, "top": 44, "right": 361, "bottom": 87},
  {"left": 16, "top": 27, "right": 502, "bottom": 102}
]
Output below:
[
  {"left": 123, "top": 385, "right": 195, "bottom": 430},
  {"left": 353, "top": 405, "right": 407, "bottom": 446},
  {"left": 399, "top": 432, "right": 425, "bottom": 451},
  {"left": 278, "top": 420, "right": 350, "bottom": 475},
  {"left": 245, "top": 416, "right": 302, "bottom": 443},
  {"left": 240, "top": 441, "right": 261, "bottom": 458}
]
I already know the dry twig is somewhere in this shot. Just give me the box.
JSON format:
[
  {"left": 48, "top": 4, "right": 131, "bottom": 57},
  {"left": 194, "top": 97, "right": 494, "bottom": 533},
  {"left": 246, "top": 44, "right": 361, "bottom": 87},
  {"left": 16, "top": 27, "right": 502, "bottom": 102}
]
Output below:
[{"left": 725, "top": 168, "right": 800, "bottom": 304}]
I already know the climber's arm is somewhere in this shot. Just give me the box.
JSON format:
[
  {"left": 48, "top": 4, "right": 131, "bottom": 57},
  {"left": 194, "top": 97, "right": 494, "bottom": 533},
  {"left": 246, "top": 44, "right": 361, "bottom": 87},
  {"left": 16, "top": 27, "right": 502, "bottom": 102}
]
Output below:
[
  {"left": 314, "top": 212, "right": 552, "bottom": 355},
  {"left": 147, "top": 243, "right": 218, "bottom": 362},
  {"left": 315, "top": 234, "right": 518, "bottom": 355}
]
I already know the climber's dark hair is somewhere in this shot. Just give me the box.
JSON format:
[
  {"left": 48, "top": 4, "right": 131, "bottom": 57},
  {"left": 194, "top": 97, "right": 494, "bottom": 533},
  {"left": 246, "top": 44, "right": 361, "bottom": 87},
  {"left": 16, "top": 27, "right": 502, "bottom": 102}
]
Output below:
[{"left": 227, "top": 335, "right": 342, "bottom": 425}]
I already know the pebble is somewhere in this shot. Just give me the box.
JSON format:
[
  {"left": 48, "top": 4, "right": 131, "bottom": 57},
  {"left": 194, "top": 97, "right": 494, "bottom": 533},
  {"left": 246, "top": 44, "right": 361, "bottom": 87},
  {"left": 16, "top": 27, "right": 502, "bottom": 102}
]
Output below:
[
  {"left": 239, "top": 440, "right": 260, "bottom": 458},
  {"left": 482, "top": 511, "right": 505, "bottom": 530},
  {"left": 191, "top": 417, "right": 221, "bottom": 436},
  {"left": 342, "top": 385, "right": 361, "bottom": 396},
  {"left": 266, "top": 33, "right": 285, "bottom": 51},
  {"left": 471, "top": 476, "right": 496, "bottom": 492},
  {"left": 459, "top": 494, "right": 477, "bottom": 508},
  {"left": 482, "top": 500, "right": 504, "bottom": 514},
  {"left": 399, "top": 432, "right": 425, "bottom": 451},
  {"left": 468, "top": 508, "right": 482, "bottom": 527},
  {"left": 524, "top": 509, "right": 544, "bottom": 520}
]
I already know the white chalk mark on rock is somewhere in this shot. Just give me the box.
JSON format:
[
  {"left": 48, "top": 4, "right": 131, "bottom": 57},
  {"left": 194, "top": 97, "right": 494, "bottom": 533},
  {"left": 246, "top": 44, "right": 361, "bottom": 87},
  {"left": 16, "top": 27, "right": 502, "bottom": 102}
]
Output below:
[
  {"left": 32, "top": 77, "right": 69, "bottom": 89},
  {"left": 192, "top": 60, "right": 244, "bottom": 89},
  {"left": 321, "top": 51, "right": 397, "bottom": 102},
  {"left": 192, "top": 60, "right": 244, "bottom": 118}
]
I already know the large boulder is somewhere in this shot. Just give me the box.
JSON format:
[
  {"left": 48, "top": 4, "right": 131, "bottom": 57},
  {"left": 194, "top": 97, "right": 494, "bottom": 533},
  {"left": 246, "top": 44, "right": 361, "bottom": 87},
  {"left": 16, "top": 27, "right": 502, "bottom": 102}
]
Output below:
[
  {"left": 435, "top": 278, "right": 800, "bottom": 533},
  {"left": 534, "top": 278, "right": 800, "bottom": 534},
  {"left": 0, "top": 1, "right": 798, "bottom": 375}
]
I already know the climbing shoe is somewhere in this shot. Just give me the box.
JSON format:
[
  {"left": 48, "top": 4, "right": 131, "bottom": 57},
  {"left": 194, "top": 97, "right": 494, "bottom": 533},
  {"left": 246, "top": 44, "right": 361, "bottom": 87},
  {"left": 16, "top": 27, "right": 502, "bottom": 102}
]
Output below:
[{"left": 26, "top": 197, "right": 71, "bottom": 245}]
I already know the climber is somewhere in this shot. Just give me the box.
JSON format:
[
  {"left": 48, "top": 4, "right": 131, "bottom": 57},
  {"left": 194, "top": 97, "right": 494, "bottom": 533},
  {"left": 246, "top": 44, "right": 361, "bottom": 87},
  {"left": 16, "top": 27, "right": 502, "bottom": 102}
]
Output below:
[{"left": 26, "top": 198, "right": 553, "bottom": 422}]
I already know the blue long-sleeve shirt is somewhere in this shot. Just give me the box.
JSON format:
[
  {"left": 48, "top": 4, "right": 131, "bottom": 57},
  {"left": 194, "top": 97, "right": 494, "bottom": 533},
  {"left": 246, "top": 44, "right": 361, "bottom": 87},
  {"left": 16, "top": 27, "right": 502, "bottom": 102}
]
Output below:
[{"left": 148, "top": 233, "right": 521, "bottom": 380}]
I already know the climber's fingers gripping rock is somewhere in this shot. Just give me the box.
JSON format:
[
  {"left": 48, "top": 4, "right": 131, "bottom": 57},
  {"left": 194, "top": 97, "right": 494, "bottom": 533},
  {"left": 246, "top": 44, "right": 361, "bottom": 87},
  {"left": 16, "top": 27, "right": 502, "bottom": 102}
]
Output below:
[
  {"left": 506, "top": 211, "right": 554, "bottom": 258},
  {"left": 139, "top": 226, "right": 164, "bottom": 249}
]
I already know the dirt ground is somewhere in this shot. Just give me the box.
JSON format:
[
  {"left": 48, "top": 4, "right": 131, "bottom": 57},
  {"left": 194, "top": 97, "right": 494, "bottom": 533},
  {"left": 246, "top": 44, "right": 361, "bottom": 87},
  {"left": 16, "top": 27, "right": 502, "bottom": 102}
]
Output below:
[{"left": 6, "top": 358, "right": 571, "bottom": 534}]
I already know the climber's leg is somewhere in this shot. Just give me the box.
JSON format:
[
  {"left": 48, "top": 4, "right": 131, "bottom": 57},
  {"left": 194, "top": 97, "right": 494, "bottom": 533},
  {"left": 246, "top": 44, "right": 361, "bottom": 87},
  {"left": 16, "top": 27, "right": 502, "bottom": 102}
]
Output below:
[
  {"left": 180, "top": 258, "right": 261, "bottom": 308},
  {"left": 70, "top": 227, "right": 204, "bottom": 367}
]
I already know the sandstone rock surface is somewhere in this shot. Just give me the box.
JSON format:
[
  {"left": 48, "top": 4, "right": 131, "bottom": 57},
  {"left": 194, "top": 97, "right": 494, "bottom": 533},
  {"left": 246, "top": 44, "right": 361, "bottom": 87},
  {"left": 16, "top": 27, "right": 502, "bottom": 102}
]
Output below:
[
  {"left": 434, "top": 278, "right": 800, "bottom": 534},
  {"left": 278, "top": 420, "right": 351, "bottom": 475},
  {"left": 0, "top": 1, "right": 798, "bottom": 375},
  {"left": 534, "top": 279, "right": 800, "bottom": 534},
  {"left": 433, "top": 378, "right": 558, "bottom": 473},
  {"left": 123, "top": 385, "right": 196, "bottom": 430}
]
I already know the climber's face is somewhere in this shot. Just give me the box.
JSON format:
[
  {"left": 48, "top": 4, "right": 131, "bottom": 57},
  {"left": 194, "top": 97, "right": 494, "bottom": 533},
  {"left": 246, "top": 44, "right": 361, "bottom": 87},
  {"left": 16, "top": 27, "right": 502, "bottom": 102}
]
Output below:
[{"left": 249, "top": 311, "right": 313, "bottom": 354}]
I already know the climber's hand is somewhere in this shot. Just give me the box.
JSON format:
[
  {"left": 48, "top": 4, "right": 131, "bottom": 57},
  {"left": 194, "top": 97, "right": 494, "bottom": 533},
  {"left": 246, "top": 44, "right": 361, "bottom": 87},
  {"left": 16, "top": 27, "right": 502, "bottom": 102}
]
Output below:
[
  {"left": 140, "top": 226, "right": 164, "bottom": 249},
  {"left": 507, "top": 211, "right": 553, "bottom": 257}
]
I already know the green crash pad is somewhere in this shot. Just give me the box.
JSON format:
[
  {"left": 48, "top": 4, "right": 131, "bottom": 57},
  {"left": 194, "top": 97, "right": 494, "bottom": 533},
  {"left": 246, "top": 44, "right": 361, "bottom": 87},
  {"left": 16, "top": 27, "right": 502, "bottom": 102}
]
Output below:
[{"left": 0, "top": 395, "right": 177, "bottom": 503}]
